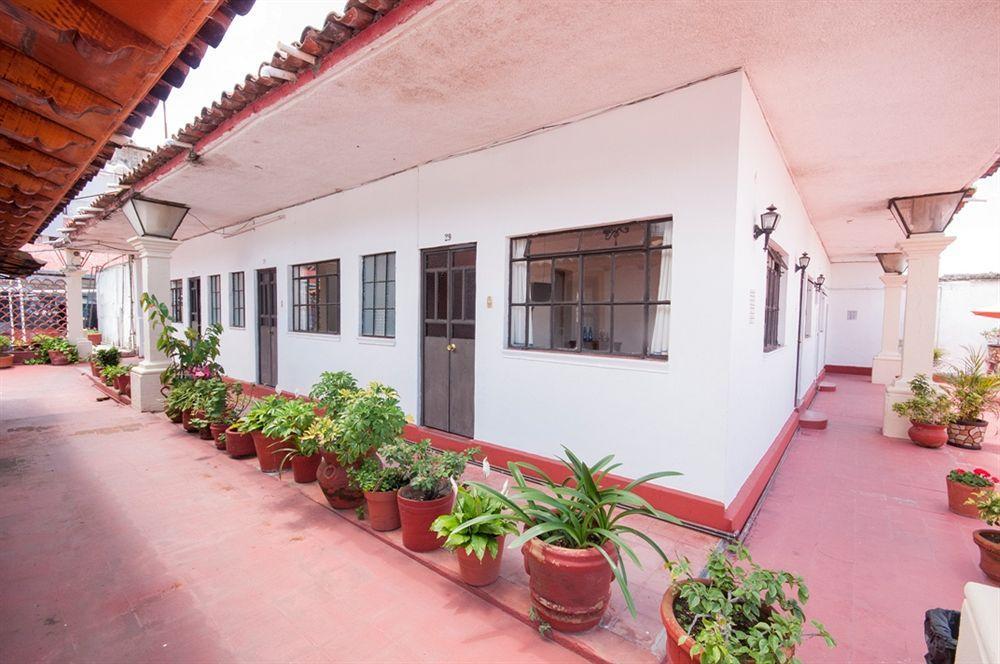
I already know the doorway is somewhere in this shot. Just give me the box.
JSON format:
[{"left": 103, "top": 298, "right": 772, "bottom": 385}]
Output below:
[
  {"left": 256, "top": 268, "right": 277, "bottom": 387},
  {"left": 421, "top": 245, "right": 476, "bottom": 438}
]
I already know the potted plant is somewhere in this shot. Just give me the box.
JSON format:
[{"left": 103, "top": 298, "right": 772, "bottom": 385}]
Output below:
[
  {"left": 983, "top": 326, "right": 1000, "bottom": 368},
  {"left": 317, "top": 382, "right": 401, "bottom": 510},
  {"left": 967, "top": 489, "right": 1000, "bottom": 582},
  {"left": 381, "top": 439, "right": 476, "bottom": 552},
  {"left": 236, "top": 396, "right": 313, "bottom": 473},
  {"left": 947, "top": 468, "right": 998, "bottom": 518},
  {"left": 32, "top": 335, "right": 79, "bottom": 365},
  {"left": 351, "top": 456, "right": 409, "bottom": 531},
  {"left": 278, "top": 416, "right": 325, "bottom": 483},
  {"left": 0, "top": 335, "right": 12, "bottom": 369},
  {"left": 465, "top": 447, "right": 679, "bottom": 632},
  {"left": 431, "top": 471, "right": 517, "bottom": 586},
  {"left": 92, "top": 346, "right": 120, "bottom": 378},
  {"left": 101, "top": 364, "right": 132, "bottom": 396},
  {"left": 183, "top": 378, "right": 215, "bottom": 436},
  {"left": 10, "top": 338, "right": 34, "bottom": 365},
  {"left": 84, "top": 328, "right": 102, "bottom": 345},
  {"left": 940, "top": 348, "right": 1000, "bottom": 450},
  {"left": 891, "top": 374, "right": 954, "bottom": 447},
  {"left": 661, "top": 543, "right": 835, "bottom": 663},
  {"left": 309, "top": 370, "right": 359, "bottom": 416},
  {"left": 164, "top": 380, "right": 195, "bottom": 424},
  {"left": 191, "top": 380, "right": 248, "bottom": 449}
]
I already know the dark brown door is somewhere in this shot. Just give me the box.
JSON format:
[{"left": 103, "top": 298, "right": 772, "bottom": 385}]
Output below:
[
  {"left": 188, "top": 277, "right": 201, "bottom": 334},
  {"left": 422, "top": 245, "right": 475, "bottom": 437},
  {"left": 256, "top": 268, "right": 278, "bottom": 387}
]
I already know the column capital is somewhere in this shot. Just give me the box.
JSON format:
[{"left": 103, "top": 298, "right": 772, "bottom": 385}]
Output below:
[
  {"left": 896, "top": 233, "right": 955, "bottom": 258},
  {"left": 127, "top": 235, "right": 181, "bottom": 259},
  {"left": 879, "top": 273, "right": 907, "bottom": 287}
]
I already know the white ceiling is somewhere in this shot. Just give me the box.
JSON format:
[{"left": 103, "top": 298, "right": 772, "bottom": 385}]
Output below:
[{"left": 79, "top": 0, "right": 1000, "bottom": 258}]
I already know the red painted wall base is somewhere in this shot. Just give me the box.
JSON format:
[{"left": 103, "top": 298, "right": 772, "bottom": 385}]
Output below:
[{"left": 824, "top": 364, "right": 872, "bottom": 376}]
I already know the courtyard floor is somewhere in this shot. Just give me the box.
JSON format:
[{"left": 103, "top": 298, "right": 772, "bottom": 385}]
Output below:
[{"left": 1, "top": 366, "right": 997, "bottom": 663}]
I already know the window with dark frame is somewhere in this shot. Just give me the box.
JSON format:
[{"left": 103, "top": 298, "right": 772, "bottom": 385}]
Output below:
[
  {"left": 291, "top": 260, "right": 340, "bottom": 334},
  {"left": 361, "top": 252, "right": 396, "bottom": 338},
  {"left": 208, "top": 274, "right": 221, "bottom": 326},
  {"left": 170, "top": 279, "right": 183, "bottom": 323},
  {"left": 188, "top": 277, "right": 201, "bottom": 333},
  {"left": 508, "top": 219, "right": 672, "bottom": 360},
  {"left": 763, "top": 248, "right": 784, "bottom": 352},
  {"left": 230, "top": 271, "right": 245, "bottom": 328}
]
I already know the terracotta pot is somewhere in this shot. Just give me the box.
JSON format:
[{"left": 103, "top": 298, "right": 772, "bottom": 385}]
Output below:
[
  {"left": 317, "top": 452, "right": 365, "bottom": 509},
  {"left": 987, "top": 343, "right": 1000, "bottom": 367},
  {"left": 364, "top": 490, "right": 401, "bottom": 531},
  {"left": 198, "top": 426, "right": 213, "bottom": 440},
  {"left": 48, "top": 350, "right": 69, "bottom": 365},
  {"left": 455, "top": 536, "right": 506, "bottom": 586},
  {"left": 181, "top": 409, "right": 199, "bottom": 432},
  {"left": 86, "top": 333, "right": 102, "bottom": 345},
  {"left": 89, "top": 360, "right": 99, "bottom": 376},
  {"left": 225, "top": 427, "right": 255, "bottom": 458},
  {"left": 660, "top": 580, "right": 788, "bottom": 664},
  {"left": 209, "top": 422, "right": 229, "bottom": 449},
  {"left": 11, "top": 350, "right": 34, "bottom": 365},
  {"left": 947, "top": 479, "right": 988, "bottom": 518},
  {"left": 291, "top": 453, "right": 321, "bottom": 483},
  {"left": 522, "top": 537, "right": 617, "bottom": 633},
  {"left": 168, "top": 410, "right": 183, "bottom": 424},
  {"left": 973, "top": 529, "right": 1000, "bottom": 582},
  {"left": 397, "top": 485, "right": 454, "bottom": 552},
  {"left": 0, "top": 354, "right": 12, "bottom": 369},
  {"left": 113, "top": 373, "right": 131, "bottom": 397},
  {"left": 250, "top": 431, "right": 286, "bottom": 473},
  {"left": 907, "top": 421, "right": 948, "bottom": 448},
  {"left": 947, "top": 420, "right": 987, "bottom": 450}
]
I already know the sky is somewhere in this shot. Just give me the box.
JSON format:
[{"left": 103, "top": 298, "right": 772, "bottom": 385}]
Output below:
[{"left": 131, "top": 0, "right": 346, "bottom": 149}]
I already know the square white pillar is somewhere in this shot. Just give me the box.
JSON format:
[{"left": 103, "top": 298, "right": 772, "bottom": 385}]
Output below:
[
  {"left": 63, "top": 266, "right": 92, "bottom": 358},
  {"left": 127, "top": 235, "right": 180, "bottom": 412},
  {"left": 883, "top": 233, "right": 954, "bottom": 438},
  {"left": 871, "top": 273, "right": 906, "bottom": 385}
]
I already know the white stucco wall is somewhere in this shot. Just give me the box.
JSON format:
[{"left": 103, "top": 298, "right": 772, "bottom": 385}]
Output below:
[
  {"left": 825, "top": 261, "right": 887, "bottom": 368},
  {"left": 936, "top": 278, "right": 1000, "bottom": 364},
  {"left": 167, "top": 71, "right": 823, "bottom": 505}
]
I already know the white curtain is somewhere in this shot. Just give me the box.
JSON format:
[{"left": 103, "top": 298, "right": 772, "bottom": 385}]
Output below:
[
  {"left": 649, "top": 248, "right": 671, "bottom": 355},
  {"left": 511, "top": 240, "right": 530, "bottom": 345}
]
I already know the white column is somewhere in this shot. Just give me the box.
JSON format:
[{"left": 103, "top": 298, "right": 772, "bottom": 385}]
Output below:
[
  {"left": 128, "top": 235, "right": 180, "bottom": 412},
  {"left": 63, "top": 266, "right": 92, "bottom": 357},
  {"left": 871, "top": 273, "right": 906, "bottom": 385},
  {"left": 883, "top": 233, "right": 954, "bottom": 437}
]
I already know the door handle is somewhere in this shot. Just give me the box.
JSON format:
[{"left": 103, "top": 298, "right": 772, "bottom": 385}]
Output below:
[{"left": 446, "top": 343, "right": 456, "bottom": 352}]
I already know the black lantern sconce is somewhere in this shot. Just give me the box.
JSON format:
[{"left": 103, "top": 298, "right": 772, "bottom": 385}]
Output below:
[
  {"left": 753, "top": 205, "right": 780, "bottom": 251},
  {"left": 793, "top": 252, "right": 810, "bottom": 273},
  {"left": 815, "top": 274, "right": 826, "bottom": 291}
]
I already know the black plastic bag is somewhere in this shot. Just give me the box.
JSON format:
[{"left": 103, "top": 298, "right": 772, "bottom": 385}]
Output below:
[{"left": 924, "top": 608, "right": 960, "bottom": 664}]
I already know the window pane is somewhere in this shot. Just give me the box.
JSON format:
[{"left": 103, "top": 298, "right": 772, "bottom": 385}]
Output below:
[
  {"left": 363, "top": 255, "right": 375, "bottom": 283},
  {"left": 580, "top": 222, "right": 642, "bottom": 250},
  {"left": 510, "top": 306, "right": 527, "bottom": 346},
  {"left": 511, "top": 238, "right": 528, "bottom": 259},
  {"left": 463, "top": 270, "right": 475, "bottom": 320},
  {"left": 648, "top": 304, "right": 670, "bottom": 356},
  {"left": 581, "top": 305, "right": 610, "bottom": 352},
  {"left": 375, "top": 253, "right": 387, "bottom": 281},
  {"left": 552, "top": 305, "right": 579, "bottom": 350},
  {"left": 552, "top": 256, "right": 579, "bottom": 303},
  {"left": 363, "top": 282, "right": 374, "bottom": 309},
  {"left": 436, "top": 272, "right": 448, "bottom": 319},
  {"left": 362, "top": 309, "right": 374, "bottom": 335},
  {"left": 526, "top": 230, "right": 578, "bottom": 256},
  {"left": 649, "top": 220, "right": 672, "bottom": 247},
  {"left": 612, "top": 304, "right": 644, "bottom": 355},
  {"left": 375, "top": 280, "right": 386, "bottom": 308},
  {"left": 385, "top": 309, "right": 395, "bottom": 337},
  {"left": 582, "top": 254, "right": 611, "bottom": 302},
  {"left": 528, "top": 260, "right": 552, "bottom": 302},
  {"left": 426, "top": 322, "right": 446, "bottom": 337},
  {"left": 424, "top": 273, "right": 435, "bottom": 318},
  {"left": 453, "top": 248, "right": 475, "bottom": 267},
  {"left": 426, "top": 252, "right": 446, "bottom": 268},
  {"left": 511, "top": 261, "right": 527, "bottom": 304},
  {"left": 386, "top": 252, "right": 395, "bottom": 280},
  {"left": 451, "top": 270, "right": 464, "bottom": 320},
  {"left": 649, "top": 248, "right": 671, "bottom": 302},
  {"left": 452, "top": 322, "right": 474, "bottom": 339},
  {"left": 387, "top": 280, "right": 395, "bottom": 308},
  {"left": 527, "top": 306, "right": 551, "bottom": 349},
  {"left": 374, "top": 309, "right": 386, "bottom": 336},
  {"left": 613, "top": 251, "right": 645, "bottom": 302}
]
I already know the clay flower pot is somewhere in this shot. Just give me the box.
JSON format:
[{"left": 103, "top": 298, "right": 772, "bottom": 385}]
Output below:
[
  {"left": 250, "top": 431, "right": 285, "bottom": 473},
  {"left": 198, "top": 426, "right": 213, "bottom": 441},
  {"left": 317, "top": 452, "right": 365, "bottom": 509},
  {"left": 181, "top": 409, "right": 201, "bottom": 433},
  {"left": 973, "top": 529, "right": 1000, "bottom": 582},
  {"left": 907, "top": 421, "right": 948, "bottom": 448},
  {"left": 48, "top": 350, "right": 69, "bottom": 365},
  {"left": 86, "top": 333, "right": 102, "bottom": 345},
  {"left": 89, "top": 361, "right": 100, "bottom": 376},
  {"left": 397, "top": 486, "right": 454, "bottom": 552},
  {"left": 947, "top": 479, "right": 986, "bottom": 518},
  {"left": 0, "top": 355, "right": 12, "bottom": 369},
  {"left": 364, "top": 490, "right": 401, "bottom": 531},
  {"left": 225, "top": 427, "right": 255, "bottom": 458},
  {"left": 209, "top": 422, "right": 228, "bottom": 449},
  {"left": 522, "top": 537, "right": 617, "bottom": 633},
  {"left": 947, "top": 420, "right": 987, "bottom": 450},
  {"left": 455, "top": 536, "right": 506, "bottom": 587},
  {"left": 168, "top": 410, "right": 183, "bottom": 424},
  {"left": 11, "top": 349, "right": 34, "bottom": 365},
  {"left": 113, "top": 373, "right": 131, "bottom": 397},
  {"left": 290, "top": 453, "right": 321, "bottom": 483}
]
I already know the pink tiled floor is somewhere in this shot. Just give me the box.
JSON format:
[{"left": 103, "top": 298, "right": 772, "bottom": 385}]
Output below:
[{"left": 745, "top": 373, "right": 1000, "bottom": 664}]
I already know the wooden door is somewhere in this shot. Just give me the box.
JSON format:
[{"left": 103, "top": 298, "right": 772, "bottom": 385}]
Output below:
[
  {"left": 256, "top": 268, "right": 277, "bottom": 387},
  {"left": 422, "top": 245, "right": 476, "bottom": 437}
]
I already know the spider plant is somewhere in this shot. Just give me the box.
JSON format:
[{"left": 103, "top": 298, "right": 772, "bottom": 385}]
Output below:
[{"left": 462, "top": 446, "right": 680, "bottom": 616}]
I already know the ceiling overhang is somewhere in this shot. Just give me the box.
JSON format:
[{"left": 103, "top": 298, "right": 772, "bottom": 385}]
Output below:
[{"left": 69, "top": 0, "right": 1000, "bottom": 259}]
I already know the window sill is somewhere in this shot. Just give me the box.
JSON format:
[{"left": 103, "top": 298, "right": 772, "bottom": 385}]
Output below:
[
  {"left": 286, "top": 331, "right": 342, "bottom": 342},
  {"left": 501, "top": 348, "right": 669, "bottom": 374},
  {"left": 357, "top": 336, "right": 396, "bottom": 347}
]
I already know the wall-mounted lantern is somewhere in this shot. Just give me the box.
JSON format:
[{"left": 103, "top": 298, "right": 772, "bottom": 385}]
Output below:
[
  {"left": 122, "top": 195, "right": 190, "bottom": 240},
  {"left": 753, "top": 205, "right": 780, "bottom": 251},
  {"left": 794, "top": 252, "right": 810, "bottom": 273},
  {"left": 876, "top": 252, "right": 907, "bottom": 274},
  {"left": 815, "top": 274, "right": 826, "bottom": 291},
  {"left": 887, "top": 190, "right": 970, "bottom": 237}
]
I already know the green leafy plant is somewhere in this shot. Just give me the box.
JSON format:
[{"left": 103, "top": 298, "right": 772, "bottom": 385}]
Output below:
[
  {"left": 31, "top": 334, "right": 79, "bottom": 364},
  {"left": 331, "top": 382, "right": 407, "bottom": 464},
  {"left": 308, "top": 371, "right": 359, "bottom": 416},
  {"left": 350, "top": 455, "right": 409, "bottom": 493},
  {"left": 967, "top": 490, "right": 1000, "bottom": 527},
  {"left": 380, "top": 439, "right": 477, "bottom": 501},
  {"left": 892, "top": 374, "right": 953, "bottom": 425},
  {"left": 189, "top": 379, "right": 248, "bottom": 428},
  {"left": 236, "top": 395, "right": 288, "bottom": 434},
  {"left": 83, "top": 328, "right": 99, "bottom": 336},
  {"left": 277, "top": 413, "right": 328, "bottom": 475},
  {"left": 164, "top": 379, "right": 198, "bottom": 417},
  {"left": 431, "top": 482, "right": 517, "bottom": 561},
  {"left": 666, "top": 543, "right": 834, "bottom": 664},
  {"left": 462, "top": 447, "right": 679, "bottom": 616},
  {"left": 260, "top": 398, "right": 315, "bottom": 444},
  {"left": 0, "top": 334, "right": 10, "bottom": 352},
  {"left": 93, "top": 346, "right": 121, "bottom": 367},
  {"left": 139, "top": 292, "right": 223, "bottom": 385},
  {"left": 100, "top": 363, "right": 131, "bottom": 385},
  {"left": 941, "top": 347, "right": 1000, "bottom": 424}
]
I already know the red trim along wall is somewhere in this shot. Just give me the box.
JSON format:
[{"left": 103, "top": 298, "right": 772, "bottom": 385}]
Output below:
[{"left": 824, "top": 364, "right": 872, "bottom": 376}]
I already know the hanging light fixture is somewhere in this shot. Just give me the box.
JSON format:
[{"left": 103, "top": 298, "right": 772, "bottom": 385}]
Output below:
[
  {"left": 122, "top": 195, "right": 190, "bottom": 239},
  {"left": 794, "top": 252, "right": 811, "bottom": 272},
  {"left": 815, "top": 274, "right": 826, "bottom": 290},
  {"left": 754, "top": 205, "right": 780, "bottom": 250},
  {"left": 887, "top": 190, "right": 970, "bottom": 237},
  {"left": 875, "top": 252, "right": 907, "bottom": 274}
]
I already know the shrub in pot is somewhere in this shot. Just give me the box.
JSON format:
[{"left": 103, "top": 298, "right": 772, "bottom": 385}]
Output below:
[
  {"left": 101, "top": 364, "right": 131, "bottom": 396},
  {"left": 382, "top": 439, "right": 477, "bottom": 552},
  {"left": 10, "top": 338, "right": 35, "bottom": 364},
  {"left": 278, "top": 418, "right": 324, "bottom": 484},
  {"left": 191, "top": 379, "right": 249, "bottom": 448},
  {"left": 891, "top": 374, "right": 954, "bottom": 447},
  {"left": 236, "top": 395, "right": 297, "bottom": 471},
  {"left": 84, "top": 328, "right": 102, "bottom": 345},
  {"left": 31, "top": 334, "right": 79, "bottom": 365},
  {"left": 309, "top": 370, "right": 359, "bottom": 415},
  {"left": 466, "top": 447, "right": 679, "bottom": 633},
  {"left": 432, "top": 473, "right": 517, "bottom": 586},
  {"left": 946, "top": 468, "right": 998, "bottom": 518},
  {"left": 317, "top": 382, "right": 401, "bottom": 509},
  {"left": 164, "top": 379, "right": 196, "bottom": 424},
  {"left": 940, "top": 347, "right": 1000, "bottom": 450},
  {"left": 351, "top": 457, "right": 408, "bottom": 531},
  {"left": 661, "top": 543, "right": 835, "bottom": 664},
  {"left": 967, "top": 489, "right": 1000, "bottom": 582},
  {"left": 92, "top": 346, "right": 121, "bottom": 378},
  {"left": 0, "top": 334, "right": 12, "bottom": 369},
  {"left": 254, "top": 397, "right": 316, "bottom": 473}
]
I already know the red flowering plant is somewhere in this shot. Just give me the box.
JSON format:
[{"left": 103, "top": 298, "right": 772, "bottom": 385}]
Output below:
[{"left": 947, "top": 468, "right": 999, "bottom": 488}]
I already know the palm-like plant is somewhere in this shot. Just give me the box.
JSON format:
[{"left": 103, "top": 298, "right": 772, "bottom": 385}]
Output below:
[
  {"left": 941, "top": 347, "right": 1000, "bottom": 424},
  {"left": 462, "top": 447, "right": 680, "bottom": 615}
]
